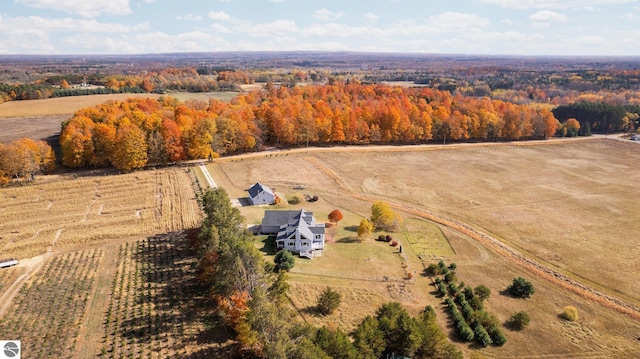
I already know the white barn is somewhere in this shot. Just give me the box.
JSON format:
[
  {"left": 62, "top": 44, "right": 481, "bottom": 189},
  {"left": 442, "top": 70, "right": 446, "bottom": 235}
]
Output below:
[{"left": 248, "top": 183, "right": 276, "bottom": 205}]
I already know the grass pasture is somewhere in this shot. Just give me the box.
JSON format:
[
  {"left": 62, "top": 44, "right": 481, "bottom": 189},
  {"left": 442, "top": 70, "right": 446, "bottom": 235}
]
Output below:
[{"left": 205, "top": 138, "right": 640, "bottom": 357}]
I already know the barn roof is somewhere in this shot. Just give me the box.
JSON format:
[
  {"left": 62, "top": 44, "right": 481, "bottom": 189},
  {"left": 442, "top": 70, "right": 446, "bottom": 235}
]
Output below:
[{"left": 248, "top": 182, "right": 274, "bottom": 198}]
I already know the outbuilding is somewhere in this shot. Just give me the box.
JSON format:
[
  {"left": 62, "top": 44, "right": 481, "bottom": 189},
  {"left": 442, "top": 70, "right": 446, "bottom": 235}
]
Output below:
[{"left": 248, "top": 182, "right": 276, "bottom": 205}]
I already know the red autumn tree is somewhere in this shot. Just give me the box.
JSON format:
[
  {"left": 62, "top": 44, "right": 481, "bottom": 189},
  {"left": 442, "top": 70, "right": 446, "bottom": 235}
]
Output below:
[{"left": 328, "top": 209, "right": 344, "bottom": 225}]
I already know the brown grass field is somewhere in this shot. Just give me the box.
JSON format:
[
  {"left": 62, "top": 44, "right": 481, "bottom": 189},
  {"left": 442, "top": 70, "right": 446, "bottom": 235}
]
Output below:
[{"left": 204, "top": 138, "right": 640, "bottom": 357}]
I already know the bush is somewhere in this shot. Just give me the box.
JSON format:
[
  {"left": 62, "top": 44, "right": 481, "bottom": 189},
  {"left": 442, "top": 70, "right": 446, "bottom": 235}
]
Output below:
[
  {"left": 560, "top": 306, "right": 579, "bottom": 321},
  {"left": 377, "top": 234, "right": 386, "bottom": 241},
  {"left": 459, "top": 323, "right": 475, "bottom": 342},
  {"left": 288, "top": 195, "right": 301, "bottom": 204},
  {"left": 444, "top": 271, "right": 457, "bottom": 284},
  {"left": 474, "top": 284, "right": 491, "bottom": 301},
  {"left": 438, "top": 260, "right": 447, "bottom": 272},
  {"left": 425, "top": 263, "right": 441, "bottom": 276},
  {"left": 507, "top": 277, "right": 535, "bottom": 298},
  {"left": 473, "top": 323, "right": 493, "bottom": 347},
  {"left": 468, "top": 296, "right": 483, "bottom": 311},
  {"left": 488, "top": 326, "right": 507, "bottom": 346},
  {"left": 274, "top": 250, "right": 295, "bottom": 272},
  {"left": 508, "top": 311, "right": 530, "bottom": 330},
  {"left": 317, "top": 287, "right": 342, "bottom": 315}
]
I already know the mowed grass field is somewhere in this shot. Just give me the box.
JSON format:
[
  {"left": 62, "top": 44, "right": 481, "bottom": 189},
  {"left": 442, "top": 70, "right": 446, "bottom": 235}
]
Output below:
[{"left": 204, "top": 138, "right": 640, "bottom": 357}]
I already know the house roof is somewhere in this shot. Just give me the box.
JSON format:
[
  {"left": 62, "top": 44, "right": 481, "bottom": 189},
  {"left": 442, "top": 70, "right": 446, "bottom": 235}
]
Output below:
[
  {"left": 248, "top": 182, "right": 275, "bottom": 198},
  {"left": 262, "top": 209, "right": 314, "bottom": 228},
  {"left": 275, "top": 210, "right": 325, "bottom": 241}
]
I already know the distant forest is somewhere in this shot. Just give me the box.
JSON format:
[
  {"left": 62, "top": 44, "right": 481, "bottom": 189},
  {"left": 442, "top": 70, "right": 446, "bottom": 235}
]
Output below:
[{"left": 1, "top": 52, "right": 640, "bottom": 178}]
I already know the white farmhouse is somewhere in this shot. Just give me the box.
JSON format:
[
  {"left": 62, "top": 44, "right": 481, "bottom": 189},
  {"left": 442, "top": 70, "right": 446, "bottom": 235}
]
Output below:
[
  {"left": 248, "top": 182, "right": 276, "bottom": 205},
  {"left": 261, "top": 209, "right": 325, "bottom": 258}
]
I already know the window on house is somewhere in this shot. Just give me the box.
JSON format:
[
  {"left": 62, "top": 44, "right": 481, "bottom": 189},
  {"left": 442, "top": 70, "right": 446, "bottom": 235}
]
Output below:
[
  {"left": 288, "top": 242, "right": 295, "bottom": 247},
  {"left": 316, "top": 235, "right": 322, "bottom": 239}
]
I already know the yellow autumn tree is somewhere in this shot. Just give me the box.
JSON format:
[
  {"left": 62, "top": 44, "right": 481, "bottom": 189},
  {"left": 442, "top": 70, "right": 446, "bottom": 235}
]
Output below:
[
  {"left": 357, "top": 218, "right": 373, "bottom": 240},
  {"left": 371, "top": 201, "right": 402, "bottom": 232},
  {"left": 110, "top": 122, "right": 148, "bottom": 171}
]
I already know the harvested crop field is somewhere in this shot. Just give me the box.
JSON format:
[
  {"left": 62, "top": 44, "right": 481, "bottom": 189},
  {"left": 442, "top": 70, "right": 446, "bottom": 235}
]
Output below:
[
  {"left": 0, "top": 168, "right": 202, "bottom": 259},
  {"left": 206, "top": 137, "right": 640, "bottom": 357}
]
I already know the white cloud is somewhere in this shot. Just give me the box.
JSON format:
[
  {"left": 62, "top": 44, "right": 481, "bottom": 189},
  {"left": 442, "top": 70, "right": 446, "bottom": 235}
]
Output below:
[
  {"left": 237, "top": 19, "right": 298, "bottom": 37},
  {"left": 363, "top": 12, "right": 379, "bottom": 22},
  {"left": 0, "top": 15, "right": 147, "bottom": 33},
  {"left": 0, "top": 27, "right": 55, "bottom": 54},
  {"left": 176, "top": 14, "right": 203, "bottom": 21},
  {"left": 15, "top": 0, "right": 132, "bottom": 18},
  {"left": 63, "top": 31, "right": 232, "bottom": 54},
  {"left": 143, "top": 0, "right": 156, "bottom": 3},
  {"left": 301, "top": 23, "right": 376, "bottom": 38},
  {"left": 475, "top": 0, "right": 637, "bottom": 10},
  {"left": 208, "top": 10, "right": 231, "bottom": 21},
  {"left": 530, "top": 10, "right": 567, "bottom": 21},
  {"left": 426, "top": 12, "right": 491, "bottom": 33},
  {"left": 210, "top": 23, "right": 231, "bottom": 33},
  {"left": 313, "top": 9, "right": 345, "bottom": 21}
]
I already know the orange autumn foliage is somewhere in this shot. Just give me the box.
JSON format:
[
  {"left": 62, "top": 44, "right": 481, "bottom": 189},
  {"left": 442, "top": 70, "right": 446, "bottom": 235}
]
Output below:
[{"left": 60, "top": 83, "right": 560, "bottom": 170}]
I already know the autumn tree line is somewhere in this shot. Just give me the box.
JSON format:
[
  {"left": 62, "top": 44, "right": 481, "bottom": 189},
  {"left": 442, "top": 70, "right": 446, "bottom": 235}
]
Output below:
[
  {"left": 59, "top": 82, "right": 560, "bottom": 171},
  {"left": 196, "top": 187, "right": 462, "bottom": 358},
  {"left": 0, "top": 138, "right": 55, "bottom": 185},
  {"left": 0, "top": 67, "right": 251, "bottom": 104}
]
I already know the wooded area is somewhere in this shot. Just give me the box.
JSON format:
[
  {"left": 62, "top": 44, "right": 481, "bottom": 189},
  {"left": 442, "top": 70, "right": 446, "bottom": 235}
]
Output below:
[{"left": 59, "top": 83, "right": 559, "bottom": 171}]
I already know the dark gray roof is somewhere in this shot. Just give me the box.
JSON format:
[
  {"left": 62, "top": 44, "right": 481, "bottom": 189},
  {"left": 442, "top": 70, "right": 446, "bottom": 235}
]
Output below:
[
  {"left": 262, "top": 209, "right": 313, "bottom": 228},
  {"left": 248, "top": 182, "right": 275, "bottom": 198}
]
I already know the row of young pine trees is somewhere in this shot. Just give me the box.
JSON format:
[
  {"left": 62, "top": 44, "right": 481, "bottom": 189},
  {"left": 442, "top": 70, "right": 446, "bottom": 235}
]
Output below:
[{"left": 196, "top": 187, "right": 463, "bottom": 358}]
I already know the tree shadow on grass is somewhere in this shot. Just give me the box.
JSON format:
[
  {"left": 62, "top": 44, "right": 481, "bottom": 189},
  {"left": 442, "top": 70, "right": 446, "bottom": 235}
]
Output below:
[
  {"left": 343, "top": 225, "right": 358, "bottom": 233},
  {"left": 336, "top": 236, "right": 361, "bottom": 243},
  {"left": 258, "top": 235, "right": 276, "bottom": 255}
]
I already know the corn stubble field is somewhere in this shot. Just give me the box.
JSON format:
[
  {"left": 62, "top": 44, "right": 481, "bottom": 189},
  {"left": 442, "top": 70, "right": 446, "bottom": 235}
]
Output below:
[{"left": 1, "top": 137, "right": 640, "bottom": 358}]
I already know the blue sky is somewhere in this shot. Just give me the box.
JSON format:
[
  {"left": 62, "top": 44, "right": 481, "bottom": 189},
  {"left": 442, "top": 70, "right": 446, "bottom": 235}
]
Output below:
[{"left": 1, "top": 0, "right": 639, "bottom": 55}]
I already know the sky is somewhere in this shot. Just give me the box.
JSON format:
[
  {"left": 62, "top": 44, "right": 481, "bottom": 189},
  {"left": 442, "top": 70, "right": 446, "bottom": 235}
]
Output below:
[{"left": 1, "top": 0, "right": 640, "bottom": 56}]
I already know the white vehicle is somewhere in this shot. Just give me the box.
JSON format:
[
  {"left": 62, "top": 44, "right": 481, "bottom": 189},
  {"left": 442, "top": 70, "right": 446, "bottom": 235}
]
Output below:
[{"left": 0, "top": 258, "right": 19, "bottom": 268}]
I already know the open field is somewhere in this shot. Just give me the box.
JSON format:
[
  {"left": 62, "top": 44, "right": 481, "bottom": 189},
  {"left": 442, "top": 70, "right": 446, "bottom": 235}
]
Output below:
[
  {"left": 204, "top": 138, "right": 640, "bottom": 357},
  {"left": 0, "top": 167, "right": 202, "bottom": 260},
  {"left": 0, "top": 91, "right": 239, "bottom": 143}
]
